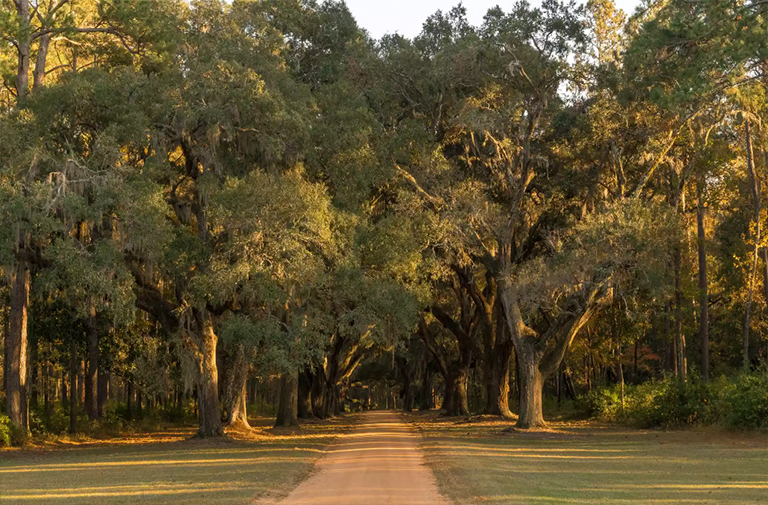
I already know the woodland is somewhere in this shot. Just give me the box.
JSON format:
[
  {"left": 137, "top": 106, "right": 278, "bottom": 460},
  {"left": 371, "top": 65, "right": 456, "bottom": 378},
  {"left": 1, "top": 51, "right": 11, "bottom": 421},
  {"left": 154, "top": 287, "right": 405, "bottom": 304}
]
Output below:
[{"left": 1, "top": 0, "right": 768, "bottom": 446}]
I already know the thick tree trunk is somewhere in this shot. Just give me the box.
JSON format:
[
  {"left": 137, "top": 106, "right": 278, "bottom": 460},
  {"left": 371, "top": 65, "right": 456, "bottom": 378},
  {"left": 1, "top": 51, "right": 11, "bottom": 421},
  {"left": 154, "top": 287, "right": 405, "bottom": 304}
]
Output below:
[
  {"left": 311, "top": 367, "right": 325, "bottom": 418},
  {"left": 484, "top": 349, "right": 513, "bottom": 418},
  {"left": 275, "top": 371, "right": 298, "bottom": 427},
  {"left": 196, "top": 317, "right": 223, "bottom": 437},
  {"left": 7, "top": 261, "right": 30, "bottom": 431},
  {"left": 418, "top": 367, "right": 433, "bottom": 411},
  {"left": 402, "top": 376, "right": 415, "bottom": 412},
  {"left": 69, "top": 339, "right": 78, "bottom": 434},
  {"left": 224, "top": 345, "right": 250, "bottom": 429},
  {"left": 442, "top": 362, "right": 469, "bottom": 416},
  {"left": 85, "top": 309, "right": 99, "bottom": 420},
  {"left": 297, "top": 367, "right": 313, "bottom": 419},
  {"left": 696, "top": 184, "right": 709, "bottom": 381},
  {"left": 516, "top": 349, "right": 545, "bottom": 429}
]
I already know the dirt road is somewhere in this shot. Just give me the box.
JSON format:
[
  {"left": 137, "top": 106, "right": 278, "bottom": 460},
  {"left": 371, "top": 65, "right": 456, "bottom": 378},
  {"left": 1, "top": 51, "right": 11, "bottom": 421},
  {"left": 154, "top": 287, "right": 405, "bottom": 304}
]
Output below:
[{"left": 270, "top": 410, "right": 449, "bottom": 505}]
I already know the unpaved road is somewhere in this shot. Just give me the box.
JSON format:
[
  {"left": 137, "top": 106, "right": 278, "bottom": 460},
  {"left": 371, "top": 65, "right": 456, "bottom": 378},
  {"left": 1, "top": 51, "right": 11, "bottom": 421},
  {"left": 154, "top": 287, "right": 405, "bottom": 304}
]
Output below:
[{"left": 271, "top": 410, "right": 449, "bottom": 505}]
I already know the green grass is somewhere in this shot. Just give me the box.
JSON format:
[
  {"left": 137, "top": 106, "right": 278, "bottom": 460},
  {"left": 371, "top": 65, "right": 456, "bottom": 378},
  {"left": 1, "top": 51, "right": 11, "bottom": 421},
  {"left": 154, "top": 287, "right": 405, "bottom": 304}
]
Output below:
[
  {"left": 410, "top": 413, "right": 768, "bottom": 505},
  {"left": 0, "top": 418, "right": 346, "bottom": 505}
]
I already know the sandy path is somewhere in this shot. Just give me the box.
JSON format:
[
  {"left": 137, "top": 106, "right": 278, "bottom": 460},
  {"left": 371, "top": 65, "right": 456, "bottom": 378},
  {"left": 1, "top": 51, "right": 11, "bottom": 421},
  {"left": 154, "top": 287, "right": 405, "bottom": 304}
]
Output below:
[{"left": 271, "top": 410, "right": 449, "bottom": 505}]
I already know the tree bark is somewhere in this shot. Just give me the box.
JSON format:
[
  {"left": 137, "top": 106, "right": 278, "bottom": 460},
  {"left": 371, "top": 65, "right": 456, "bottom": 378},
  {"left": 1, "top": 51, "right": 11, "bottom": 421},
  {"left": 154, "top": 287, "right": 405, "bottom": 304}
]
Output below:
[
  {"left": 195, "top": 315, "right": 223, "bottom": 437},
  {"left": 85, "top": 308, "right": 99, "bottom": 420},
  {"left": 696, "top": 182, "right": 709, "bottom": 381},
  {"left": 69, "top": 339, "right": 78, "bottom": 434},
  {"left": 674, "top": 244, "right": 688, "bottom": 380},
  {"left": 224, "top": 345, "right": 250, "bottom": 428},
  {"left": 418, "top": 366, "right": 433, "bottom": 411},
  {"left": 311, "top": 366, "right": 325, "bottom": 418},
  {"left": 275, "top": 371, "right": 298, "bottom": 427},
  {"left": 297, "top": 367, "right": 313, "bottom": 419},
  {"left": 516, "top": 346, "right": 545, "bottom": 429},
  {"left": 743, "top": 118, "right": 760, "bottom": 370},
  {"left": 15, "top": 0, "right": 31, "bottom": 100},
  {"left": 7, "top": 261, "right": 30, "bottom": 431}
]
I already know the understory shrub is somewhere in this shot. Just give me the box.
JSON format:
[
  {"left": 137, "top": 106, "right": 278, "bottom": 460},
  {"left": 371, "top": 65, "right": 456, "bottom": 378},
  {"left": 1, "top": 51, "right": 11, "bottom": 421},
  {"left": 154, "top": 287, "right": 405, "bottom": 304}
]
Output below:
[
  {"left": 579, "top": 369, "right": 768, "bottom": 430},
  {"left": 0, "top": 414, "right": 10, "bottom": 447}
]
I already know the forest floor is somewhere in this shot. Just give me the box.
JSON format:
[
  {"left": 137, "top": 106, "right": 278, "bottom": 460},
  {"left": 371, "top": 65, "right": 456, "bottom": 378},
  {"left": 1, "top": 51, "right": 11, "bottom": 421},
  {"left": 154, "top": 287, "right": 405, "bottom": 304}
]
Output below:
[
  {"left": 0, "top": 417, "right": 348, "bottom": 505},
  {"left": 409, "top": 411, "right": 768, "bottom": 505}
]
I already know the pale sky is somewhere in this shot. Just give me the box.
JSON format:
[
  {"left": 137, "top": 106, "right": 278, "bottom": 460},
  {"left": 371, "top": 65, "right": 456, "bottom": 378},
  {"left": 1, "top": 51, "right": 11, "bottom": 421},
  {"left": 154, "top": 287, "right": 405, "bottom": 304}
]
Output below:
[{"left": 345, "top": 0, "right": 643, "bottom": 39}]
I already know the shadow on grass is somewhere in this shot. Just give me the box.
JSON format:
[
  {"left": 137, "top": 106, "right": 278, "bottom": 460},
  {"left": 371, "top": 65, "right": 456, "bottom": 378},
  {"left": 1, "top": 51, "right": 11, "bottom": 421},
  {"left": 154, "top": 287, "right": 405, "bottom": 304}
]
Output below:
[
  {"left": 408, "top": 412, "right": 768, "bottom": 505},
  {"left": 0, "top": 416, "right": 352, "bottom": 505}
]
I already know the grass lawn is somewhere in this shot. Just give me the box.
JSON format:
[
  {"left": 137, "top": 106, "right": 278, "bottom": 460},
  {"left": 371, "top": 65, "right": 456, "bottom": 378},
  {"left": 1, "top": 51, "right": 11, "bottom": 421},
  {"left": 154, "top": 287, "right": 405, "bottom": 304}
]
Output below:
[
  {"left": 0, "top": 417, "right": 348, "bottom": 505},
  {"left": 410, "top": 413, "right": 768, "bottom": 505}
]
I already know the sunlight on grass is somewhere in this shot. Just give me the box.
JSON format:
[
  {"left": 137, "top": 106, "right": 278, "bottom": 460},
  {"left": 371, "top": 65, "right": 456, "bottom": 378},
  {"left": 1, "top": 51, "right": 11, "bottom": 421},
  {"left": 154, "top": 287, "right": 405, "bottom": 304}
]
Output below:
[
  {"left": 0, "top": 418, "right": 350, "bottom": 505},
  {"left": 409, "top": 413, "right": 768, "bottom": 505}
]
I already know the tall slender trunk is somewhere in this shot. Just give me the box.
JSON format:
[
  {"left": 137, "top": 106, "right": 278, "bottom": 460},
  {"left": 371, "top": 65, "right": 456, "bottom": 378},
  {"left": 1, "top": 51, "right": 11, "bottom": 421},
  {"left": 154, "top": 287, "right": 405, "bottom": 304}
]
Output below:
[
  {"left": 275, "top": 371, "right": 298, "bottom": 427},
  {"left": 696, "top": 182, "right": 710, "bottom": 380},
  {"left": 69, "top": 339, "right": 78, "bottom": 434},
  {"left": 86, "top": 307, "right": 99, "bottom": 420},
  {"left": 743, "top": 119, "right": 760, "bottom": 370},
  {"left": 7, "top": 260, "right": 30, "bottom": 431},
  {"left": 674, "top": 244, "right": 687, "bottom": 380},
  {"left": 15, "top": 0, "right": 31, "bottom": 100},
  {"left": 126, "top": 381, "right": 134, "bottom": 421}
]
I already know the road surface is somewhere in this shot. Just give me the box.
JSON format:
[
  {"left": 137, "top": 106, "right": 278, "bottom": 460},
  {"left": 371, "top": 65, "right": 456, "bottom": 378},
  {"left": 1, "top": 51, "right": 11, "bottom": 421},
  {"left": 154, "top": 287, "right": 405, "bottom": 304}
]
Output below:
[{"left": 271, "top": 410, "right": 449, "bottom": 505}]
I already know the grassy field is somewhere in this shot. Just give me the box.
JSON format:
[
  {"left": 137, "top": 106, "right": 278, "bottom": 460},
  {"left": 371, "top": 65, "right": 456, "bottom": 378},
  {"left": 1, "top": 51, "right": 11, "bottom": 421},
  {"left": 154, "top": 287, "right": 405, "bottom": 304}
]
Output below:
[
  {"left": 0, "top": 418, "right": 348, "bottom": 505},
  {"left": 410, "top": 413, "right": 768, "bottom": 505}
]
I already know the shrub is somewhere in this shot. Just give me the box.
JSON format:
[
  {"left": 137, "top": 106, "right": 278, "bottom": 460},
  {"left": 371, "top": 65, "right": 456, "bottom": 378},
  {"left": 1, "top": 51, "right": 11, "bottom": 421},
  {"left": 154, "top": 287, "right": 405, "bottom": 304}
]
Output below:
[
  {"left": 723, "top": 371, "right": 768, "bottom": 429},
  {"left": 0, "top": 415, "right": 11, "bottom": 447},
  {"left": 579, "top": 369, "right": 768, "bottom": 430}
]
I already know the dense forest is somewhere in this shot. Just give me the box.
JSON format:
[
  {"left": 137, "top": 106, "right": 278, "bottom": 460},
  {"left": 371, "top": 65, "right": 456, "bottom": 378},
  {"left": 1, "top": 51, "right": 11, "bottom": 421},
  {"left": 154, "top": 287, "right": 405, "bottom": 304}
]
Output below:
[{"left": 1, "top": 0, "right": 767, "bottom": 444}]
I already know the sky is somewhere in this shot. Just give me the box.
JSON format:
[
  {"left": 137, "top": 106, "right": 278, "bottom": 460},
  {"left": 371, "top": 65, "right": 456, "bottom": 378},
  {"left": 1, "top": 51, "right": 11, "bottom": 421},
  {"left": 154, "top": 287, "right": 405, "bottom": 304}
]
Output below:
[{"left": 345, "top": 0, "right": 643, "bottom": 40}]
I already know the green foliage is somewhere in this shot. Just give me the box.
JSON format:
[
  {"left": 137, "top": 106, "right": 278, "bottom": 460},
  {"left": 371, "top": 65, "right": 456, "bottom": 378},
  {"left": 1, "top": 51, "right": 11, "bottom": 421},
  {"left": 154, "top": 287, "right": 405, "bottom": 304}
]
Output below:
[
  {"left": 581, "top": 370, "right": 768, "bottom": 430},
  {"left": 0, "top": 414, "right": 10, "bottom": 447}
]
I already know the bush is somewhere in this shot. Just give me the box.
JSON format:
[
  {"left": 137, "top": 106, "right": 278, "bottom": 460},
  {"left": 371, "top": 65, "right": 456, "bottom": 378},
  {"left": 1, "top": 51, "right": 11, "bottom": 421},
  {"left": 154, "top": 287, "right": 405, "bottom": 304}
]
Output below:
[
  {"left": 579, "top": 369, "right": 768, "bottom": 430},
  {"left": 0, "top": 415, "right": 11, "bottom": 447},
  {"left": 723, "top": 372, "right": 768, "bottom": 429}
]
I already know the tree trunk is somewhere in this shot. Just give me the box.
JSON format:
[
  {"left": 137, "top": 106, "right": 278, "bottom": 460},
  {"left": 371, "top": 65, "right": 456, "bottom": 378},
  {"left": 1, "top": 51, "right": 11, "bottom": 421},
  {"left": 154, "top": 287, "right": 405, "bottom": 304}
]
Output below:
[
  {"left": 484, "top": 343, "right": 514, "bottom": 418},
  {"left": 32, "top": 32, "right": 51, "bottom": 90},
  {"left": 311, "top": 367, "right": 325, "bottom": 418},
  {"left": 696, "top": 183, "right": 710, "bottom": 381},
  {"left": 196, "top": 316, "right": 223, "bottom": 437},
  {"left": 516, "top": 348, "right": 545, "bottom": 429},
  {"left": 443, "top": 362, "right": 469, "bottom": 416},
  {"left": 275, "top": 371, "right": 298, "bottom": 427},
  {"left": 15, "top": 0, "right": 31, "bottom": 100},
  {"left": 674, "top": 244, "right": 687, "bottom": 380},
  {"left": 85, "top": 308, "right": 99, "bottom": 420},
  {"left": 126, "top": 382, "right": 133, "bottom": 420},
  {"left": 418, "top": 367, "right": 433, "bottom": 411},
  {"left": 7, "top": 261, "right": 30, "bottom": 431},
  {"left": 297, "top": 367, "right": 313, "bottom": 419},
  {"left": 69, "top": 339, "right": 78, "bottom": 434},
  {"left": 743, "top": 118, "right": 760, "bottom": 370},
  {"left": 224, "top": 345, "right": 250, "bottom": 429}
]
